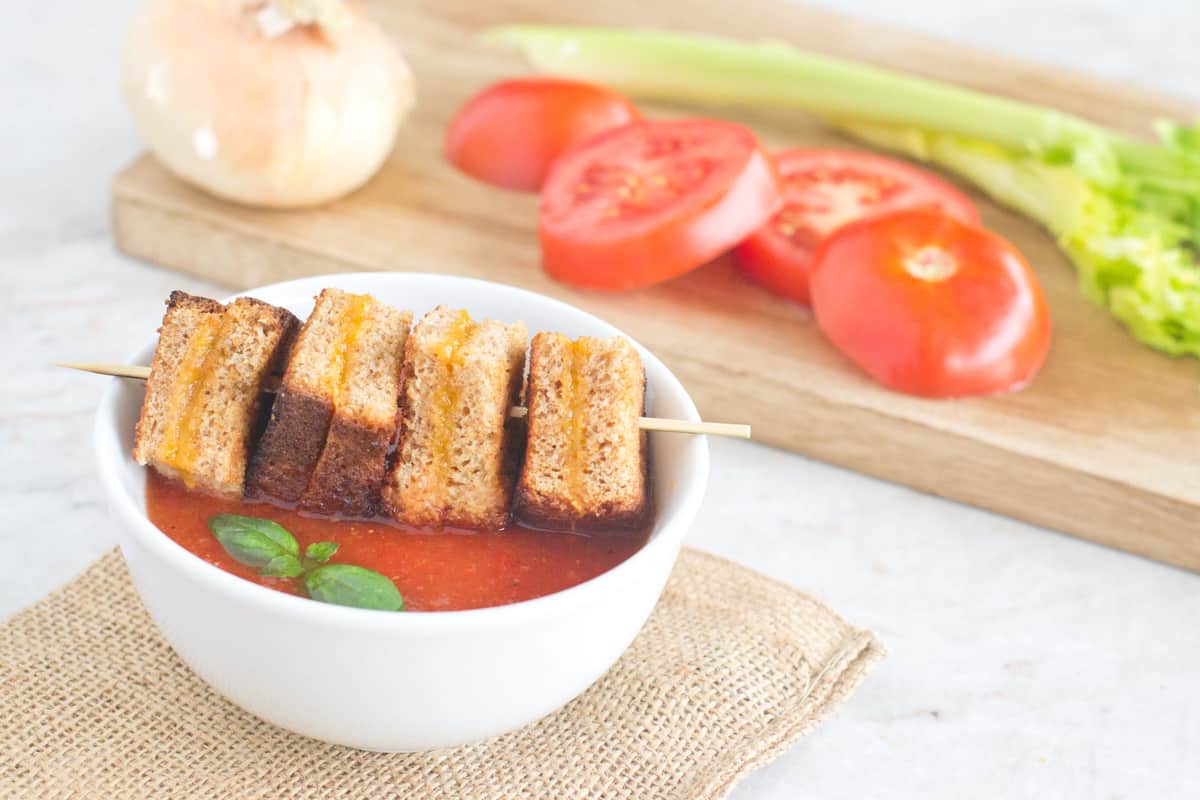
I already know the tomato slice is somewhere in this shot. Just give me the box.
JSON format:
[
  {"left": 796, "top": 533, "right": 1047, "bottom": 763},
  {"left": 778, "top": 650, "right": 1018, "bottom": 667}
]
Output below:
[
  {"left": 540, "top": 119, "right": 781, "bottom": 290},
  {"left": 810, "top": 208, "right": 1051, "bottom": 398},
  {"left": 445, "top": 79, "right": 640, "bottom": 192},
  {"left": 734, "top": 149, "right": 980, "bottom": 305}
]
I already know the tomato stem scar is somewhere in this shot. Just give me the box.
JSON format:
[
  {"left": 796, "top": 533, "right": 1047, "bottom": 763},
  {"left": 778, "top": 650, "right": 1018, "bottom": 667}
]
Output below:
[{"left": 904, "top": 245, "right": 957, "bottom": 282}]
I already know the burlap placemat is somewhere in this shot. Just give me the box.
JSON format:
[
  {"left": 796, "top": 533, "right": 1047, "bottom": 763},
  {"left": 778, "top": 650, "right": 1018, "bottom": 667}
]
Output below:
[{"left": 0, "top": 548, "right": 883, "bottom": 799}]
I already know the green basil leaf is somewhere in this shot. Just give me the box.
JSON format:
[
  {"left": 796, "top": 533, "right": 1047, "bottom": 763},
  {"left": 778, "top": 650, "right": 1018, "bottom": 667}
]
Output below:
[
  {"left": 305, "top": 541, "right": 339, "bottom": 565},
  {"left": 208, "top": 514, "right": 299, "bottom": 569},
  {"left": 304, "top": 564, "right": 405, "bottom": 611},
  {"left": 261, "top": 554, "right": 304, "bottom": 578}
]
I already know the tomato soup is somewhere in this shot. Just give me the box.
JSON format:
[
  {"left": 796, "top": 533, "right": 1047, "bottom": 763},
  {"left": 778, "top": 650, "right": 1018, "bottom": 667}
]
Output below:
[{"left": 145, "top": 471, "right": 650, "bottom": 611}]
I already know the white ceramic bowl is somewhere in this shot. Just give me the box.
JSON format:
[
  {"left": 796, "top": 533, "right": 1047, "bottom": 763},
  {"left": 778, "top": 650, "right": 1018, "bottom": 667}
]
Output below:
[{"left": 95, "top": 273, "right": 709, "bottom": 751}]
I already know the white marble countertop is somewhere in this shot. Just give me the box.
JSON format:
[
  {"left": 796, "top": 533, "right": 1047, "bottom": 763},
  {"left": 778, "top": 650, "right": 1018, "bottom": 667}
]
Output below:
[{"left": 3, "top": 1, "right": 1196, "bottom": 797}]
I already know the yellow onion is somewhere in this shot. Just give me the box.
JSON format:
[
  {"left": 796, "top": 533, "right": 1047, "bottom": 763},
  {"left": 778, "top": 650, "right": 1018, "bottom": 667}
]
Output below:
[{"left": 121, "top": 0, "right": 414, "bottom": 207}]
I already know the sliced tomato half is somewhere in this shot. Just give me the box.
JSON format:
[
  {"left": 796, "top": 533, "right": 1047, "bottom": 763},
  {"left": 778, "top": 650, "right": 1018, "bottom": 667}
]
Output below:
[
  {"left": 539, "top": 118, "right": 781, "bottom": 290},
  {"left": 445, "top": 79, "right": 641, "bottom": 192},
  {"left": 734, "top": 149, "right": 980, "bottom": 305}
]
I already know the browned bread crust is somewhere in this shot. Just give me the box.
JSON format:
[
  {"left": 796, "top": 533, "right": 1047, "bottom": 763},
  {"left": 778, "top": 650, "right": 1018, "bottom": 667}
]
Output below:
[
  {"left": 134, "top": 291, "right": 298, "bottom": 499},
  {"left": 300, "top": 418, "right": 394, "bottom": 516},
  {"left": 246, "top": 290, "right": 345, "bottom": 503},
  {"left": 245, "top": 386, "right": 332, "bottom": 503},
  {"left": 513, "top": 333, "right": 649, "bottom": 532},
  {"left": 383, "top": 306, "right": 527, "bottom": 529}
]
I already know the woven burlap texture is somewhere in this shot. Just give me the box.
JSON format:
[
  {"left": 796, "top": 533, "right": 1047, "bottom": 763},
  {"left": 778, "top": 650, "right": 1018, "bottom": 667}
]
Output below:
[{"left": 0, "top": 548, "right": 883, "bottom": 799}]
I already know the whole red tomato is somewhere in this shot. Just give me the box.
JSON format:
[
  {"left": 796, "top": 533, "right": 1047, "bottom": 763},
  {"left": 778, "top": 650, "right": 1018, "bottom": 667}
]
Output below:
[
  {"left": 810, "top": 208, "right": 1051, "bottom": 397},
  {"left": 445, "top": 79, "right": 640, "bottom": 192}
]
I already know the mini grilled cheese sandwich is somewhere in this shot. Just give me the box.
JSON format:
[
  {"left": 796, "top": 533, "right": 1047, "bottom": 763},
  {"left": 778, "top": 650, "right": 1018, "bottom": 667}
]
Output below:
[
  {"left": 513, "top": 333, "right": 649, "bottom": 531},
  {"left": 133, "top": 291, "right": 298, "bottom": 499},
  {"left": 246, "top": 289, "right": 411, "bottom": 516},
  {"left": 382, "top": 306, "right": 527, "bottom": 529}
]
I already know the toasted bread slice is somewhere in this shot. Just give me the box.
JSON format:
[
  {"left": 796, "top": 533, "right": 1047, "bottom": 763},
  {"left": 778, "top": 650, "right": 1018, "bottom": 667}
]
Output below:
[
  {"left": 513, "top": 333, "right": 649, "bottom": 532},
  {"left": 383, "top": 306, "right": 527, "bottom": 529},
  {"left": 133, "top": 291, "right": 298, "bottom": 498}
]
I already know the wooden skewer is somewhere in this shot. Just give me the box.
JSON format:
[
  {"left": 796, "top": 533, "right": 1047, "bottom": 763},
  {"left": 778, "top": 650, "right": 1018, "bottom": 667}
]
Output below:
[
  {"left": 56, "top": 362, "right": 753, "bottom": 440},
  {"left": 59, "top": 362, "right": 154, "bottom": 381}
]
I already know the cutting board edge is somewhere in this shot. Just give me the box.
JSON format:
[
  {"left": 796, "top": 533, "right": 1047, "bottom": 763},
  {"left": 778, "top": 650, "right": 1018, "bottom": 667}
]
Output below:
[
  {"left": 748, "top": 393, "right": 1200, "bottom": 572},
  {"left": 112, "top": 177, "right": 1200, "bottom": 573}
]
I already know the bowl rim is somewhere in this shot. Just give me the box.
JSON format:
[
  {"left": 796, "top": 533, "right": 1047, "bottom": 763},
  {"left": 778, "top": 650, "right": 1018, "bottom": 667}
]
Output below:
[{"left": 95, "top": 272, "right": 710, "bottom": 632}]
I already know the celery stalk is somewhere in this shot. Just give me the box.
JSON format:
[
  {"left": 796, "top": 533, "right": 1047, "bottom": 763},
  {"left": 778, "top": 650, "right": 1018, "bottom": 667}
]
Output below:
[
  {"left": 483, "top": 26, "right": 1181, "bottom": 181},
  {"left": 486, "top": 25, "right": 1200, "bottom": 357}
]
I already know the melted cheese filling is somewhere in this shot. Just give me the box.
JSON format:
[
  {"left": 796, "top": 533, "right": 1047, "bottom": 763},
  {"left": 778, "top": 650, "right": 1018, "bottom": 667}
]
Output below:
[
  {"left": 156, "top": 313, "right": 225, "bottom": 486},
  {"left": 428, "top": 311, "right": 475, "bottom": 509},
  {"left": 565, "top": 338, "right": 591, "bottom": 513},
  {"left": 324, "top": 293, "right": 371, "bottom": 410}
]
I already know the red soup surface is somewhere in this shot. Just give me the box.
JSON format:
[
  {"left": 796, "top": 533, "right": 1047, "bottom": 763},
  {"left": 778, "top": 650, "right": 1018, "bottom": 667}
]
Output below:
[{"left": 145, "top": 471, "right": 650, "bottom": 611}]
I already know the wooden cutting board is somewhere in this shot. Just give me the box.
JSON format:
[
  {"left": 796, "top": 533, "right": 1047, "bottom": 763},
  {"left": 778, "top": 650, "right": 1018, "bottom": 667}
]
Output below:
[{"left": 112, "top": 0, "right": 1200, "bottom": 571}]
